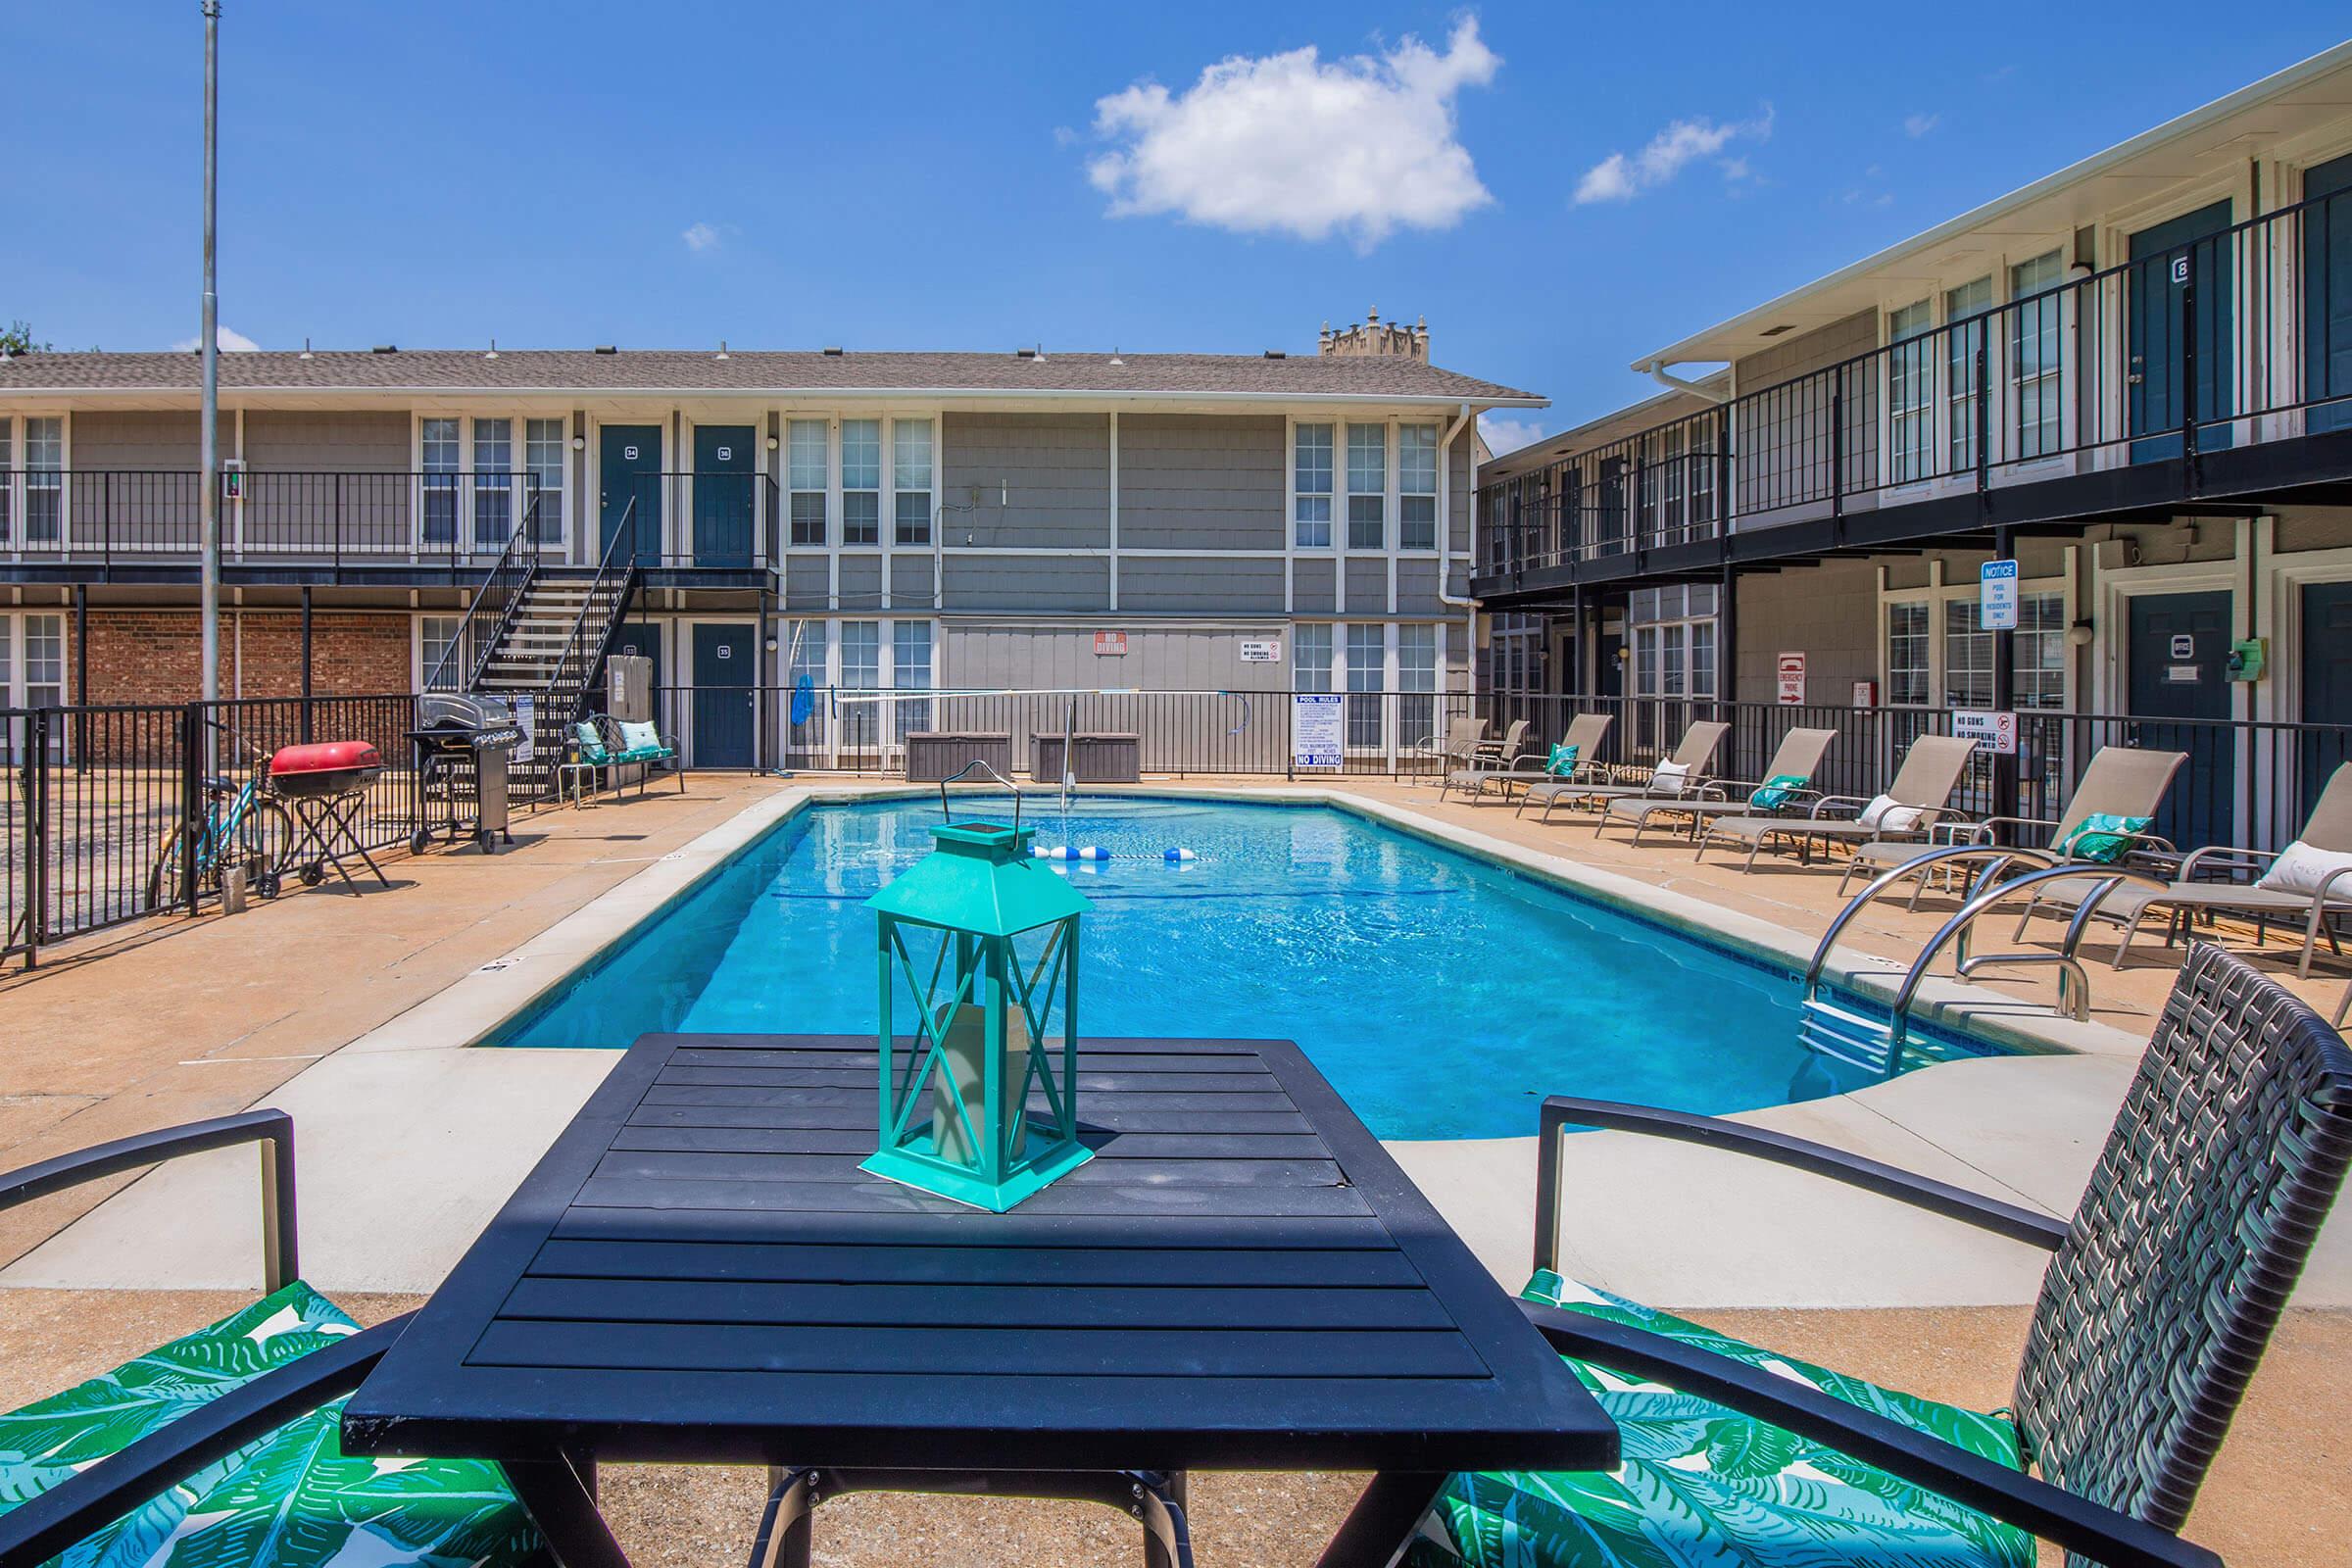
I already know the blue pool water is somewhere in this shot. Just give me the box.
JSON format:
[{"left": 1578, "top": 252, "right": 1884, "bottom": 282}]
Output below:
[{"left": 489, "top": 796, "right": 2002, "bottom": 1140}]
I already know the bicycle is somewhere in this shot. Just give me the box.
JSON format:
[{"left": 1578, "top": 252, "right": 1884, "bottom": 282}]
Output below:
[{"left": 143, "top": 726, "right": 297, "bottom": 909}]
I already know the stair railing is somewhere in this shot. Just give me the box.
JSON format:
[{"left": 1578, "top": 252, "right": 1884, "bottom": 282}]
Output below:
[
  {"left": 544, "top": 497, "right": 645, "bottom": 733},
  {"left": 419, "top": 497, "right": 543, "bottom": 695}
]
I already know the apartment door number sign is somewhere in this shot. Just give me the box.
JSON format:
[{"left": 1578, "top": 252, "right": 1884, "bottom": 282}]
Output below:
[{"left": 1776, "top": 652, "right": 1806, "bottom": 706}]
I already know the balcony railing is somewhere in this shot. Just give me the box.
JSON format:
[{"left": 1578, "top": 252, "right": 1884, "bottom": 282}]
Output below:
[
  {"left": 1481, "top": 184, "right": 2352, "bottom": 578},
  {"left": 0, "top": 470, "right": 550, "bottom": 571}
]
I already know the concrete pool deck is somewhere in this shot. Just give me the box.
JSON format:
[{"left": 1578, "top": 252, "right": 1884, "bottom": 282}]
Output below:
[{"left": 1, "top": 772, "right": 2346, "bottom": 1562}]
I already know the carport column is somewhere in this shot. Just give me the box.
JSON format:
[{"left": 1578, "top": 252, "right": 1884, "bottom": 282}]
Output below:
[
  {"left": 300, "top": 586, "right": 314, "bottom": 743},
  {"left": 1569, "top": 584, "right": 1586, "bottom": 697},
  {"left": 1990, "top": 524, "right": 2019, "bottom": 823},
  {"left": 1716, "top": 564, "right": 1737, "bottom": 710}
]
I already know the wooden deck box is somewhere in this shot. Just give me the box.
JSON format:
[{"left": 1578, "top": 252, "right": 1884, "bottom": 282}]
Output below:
[
  {"left": 904, "top": 731, "right": 1013, "bottom": 783},
  {"left": 1031, "top": 732, "right": 1141, "bottom": 784}
]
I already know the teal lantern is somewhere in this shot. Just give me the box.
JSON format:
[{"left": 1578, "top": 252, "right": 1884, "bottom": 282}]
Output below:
[{"left": 860, "top": 813, "right": 1093, "bottom": 1211}]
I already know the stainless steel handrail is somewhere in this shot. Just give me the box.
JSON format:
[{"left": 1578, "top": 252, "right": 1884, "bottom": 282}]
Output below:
[{"left": 1801, "top": 844, "right": 2055, "bottom": 1001}]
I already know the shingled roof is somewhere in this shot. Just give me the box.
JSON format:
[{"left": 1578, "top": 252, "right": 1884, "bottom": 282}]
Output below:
[{"left": 0, "top": 348, "right": 1542, "bottom": 404}]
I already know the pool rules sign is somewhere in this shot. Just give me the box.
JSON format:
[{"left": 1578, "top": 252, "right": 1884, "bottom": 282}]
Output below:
[{"left": 1292, "top": 694, "right": 1343, "bottom": 769}]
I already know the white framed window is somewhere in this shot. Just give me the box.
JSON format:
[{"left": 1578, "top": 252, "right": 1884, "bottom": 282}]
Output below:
[
  {"left": 1396, "top": 622, "right": 1438, "bottom": 748},
  {"left": 1398, "top": 423, "right": 1438, "bottom": 551},
  {"left": 2015, "top": 590, "right": 2066, "bottom": 710},
  {"left": 0, "top": 416, "right": 12, "bottom": 544},
  {"left": 24, "top": 416, "right": 64, "bottom": 545},
  {"left": 472, "top": 417, "right": 514, "bottom": 545},
  {"left": 416, "top": 612, "right": 483, "bottom": 687},
  {"left": 1944, "top": 276, "right": 1993, "bottom": 472},
  {"left": 788, "top": 419, "right": 827, "bottom": 547},
  {"left": 1888, "top": 301, "right": 1935, "bottom": 484},
  {"left": 1943, "top": 596, "right": 1994, "bottom": 708},
  {"left": 1886, "top": 600, "right": 1931, "bottom": 705},
  {"left": 420, "top": 417, "right": 461, "bottom": 546},
  {"left": 2009, "top": 251, "right": 2064, "bottom": 460},
  {"left": 1293, "top": 622, "right": 1333, "bottom": 691},
  {"left": 1294, "top": 422, "right": 1334, "bottom": 548},
  {"left": 1690, "top": 619, "right": 1716, "bottom": 698},
  {"left": 1690, "top": 414, "right": 1718, "bottom": 530},
  {"left": 891, "top": 619, "right": 933, "bottom": 741},
  {"left": 1345, "top": 622, "right": 1385, "bottom": 747},
  {"left": 838, "top": 619, "right": 881, "bottom": 748},
  {"left": 892, "top": 418, "right": 933, "bottom": 546},
  {"left": 1346, "top": 424, "right": 1385, "bottom": 550},
  {"left": 23, "top": 612, "right": 65, "bottom": 707},
  {"left": 785, "top": 620, "right": 828, "bottom": 748},
  {"left": 841, "top": 419, "right": 881, "bottom": 546},
  {"left": 525, "top": 417, "right": 565, "bottom": 542}
]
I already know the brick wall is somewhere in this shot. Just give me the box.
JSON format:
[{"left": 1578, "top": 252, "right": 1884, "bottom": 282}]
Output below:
[{"left": 78, "top": 610, "right": 411, "bottom": 705}]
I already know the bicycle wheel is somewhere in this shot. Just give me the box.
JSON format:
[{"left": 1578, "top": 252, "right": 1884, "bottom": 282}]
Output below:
[
  {"left": 143, "top": 826, "right": 189, "bottom": 910},
  {"left": 237, "top": 798, "right": 298, "bottom": 880}
]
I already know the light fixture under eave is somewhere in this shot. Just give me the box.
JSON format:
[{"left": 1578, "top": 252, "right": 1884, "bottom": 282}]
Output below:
[
  {"left": 2069, "top": 618, "right": 2095, "bottom": 647},
  {"left": 571, "top": 435, "right": 586, "bottom": 452}
]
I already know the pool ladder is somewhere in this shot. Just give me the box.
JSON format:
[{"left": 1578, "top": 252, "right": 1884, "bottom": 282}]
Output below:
[{"left": 1798, "top": 846, "right": 2167, "bottom": 1077}]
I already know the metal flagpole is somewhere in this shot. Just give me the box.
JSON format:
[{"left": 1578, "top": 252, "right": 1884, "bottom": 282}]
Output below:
[{"left": 199, "top": 1, "right": 222, "bottom": 722}]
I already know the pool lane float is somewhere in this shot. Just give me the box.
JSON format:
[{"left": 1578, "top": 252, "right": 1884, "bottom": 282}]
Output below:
[{"left": 1032, "top": 845, "right": 1199, "bottom": 862}]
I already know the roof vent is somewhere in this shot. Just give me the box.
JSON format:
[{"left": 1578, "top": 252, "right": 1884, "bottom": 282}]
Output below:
[
  {"left": 714, "top": 339, "right": 729, "bottom": 361},
  {"left": 371, "top": 344, "right": 398, "bottom": 354},
  {"left": 483, "top": 337, "right": 498, "bottom": 361},
  {"left": 299, "top": 337, "right": 314, "bottom": 361},
  {"left": 1107, "top": 347, "right": 1124, "bottom": 368},
  {"left": 1757, "top": 323, "right": 1795, "bottom": 337},
  {"left": 1263, "top": 349, "right": 1287, "bottom": 360},
  {"left": 593, "top": 344, "right": 617, "bottom": 355},
  {"left": 1014, "top": 346, "right": 1037, "bottom": 359},
  {"left": 821, "top": 345, "right": 844, "bottom": 356}
]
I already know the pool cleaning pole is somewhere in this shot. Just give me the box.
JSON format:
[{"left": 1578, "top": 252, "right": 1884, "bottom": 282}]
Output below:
[{"left": 198, "top": 0, "right": 221, "bottom": 723}]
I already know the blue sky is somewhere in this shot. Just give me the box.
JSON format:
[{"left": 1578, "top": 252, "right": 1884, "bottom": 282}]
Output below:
[{"left": 7, "top": 4, "right": 2347, "bottom": 449}]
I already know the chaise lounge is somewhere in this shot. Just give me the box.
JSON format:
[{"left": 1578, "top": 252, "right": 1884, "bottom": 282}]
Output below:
[
  {"left": 1697, "top": 733, "right": 1979, "bottom": 873},
  {"left": 1519, "top": 719, "right": 1729, "bottom": 823},
  {"left": 1598, "top": 725, "right": 1838, "bottom": 847}
]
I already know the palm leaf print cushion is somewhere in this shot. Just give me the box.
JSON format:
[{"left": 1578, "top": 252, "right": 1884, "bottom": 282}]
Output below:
[
  {"left": 1408, "top": 1271, "right": 2034, "bottom": 1568},
  {"left": 0, "top": 1280, "right": 542, "bottom": 1568}
]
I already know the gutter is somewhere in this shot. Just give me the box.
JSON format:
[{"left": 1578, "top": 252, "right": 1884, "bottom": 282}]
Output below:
[
  {"left": 1643, "top": 361, "right": 1731, "bottom": 405},
  {"left": 0, "top": 384, "right": 1549, "bottom": 409}
]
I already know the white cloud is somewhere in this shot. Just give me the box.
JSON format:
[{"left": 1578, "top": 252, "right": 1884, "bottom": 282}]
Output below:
[
  {"left": 1478, "top": 415, "right": 1546, "bottom": 457},
  {"left": 681, "top": 221, "right": 722, "bottom": 253},
  {"left": 1085, "top": 18, "right": 1500, "bottom": 248},
  {"left": 172, "top": 325, "right": 259, "bottom": 352},
  {"left": 1572, "top": 107, "right": 1774, "bottom": 204},
  {"left": 1903, "top": 112, "right": 1939, "bottom": 138}
]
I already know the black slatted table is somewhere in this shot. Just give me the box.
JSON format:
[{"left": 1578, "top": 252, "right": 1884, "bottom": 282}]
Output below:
[{"left": 342, "top": 1035, "right": 1616, "bottom": 1568}]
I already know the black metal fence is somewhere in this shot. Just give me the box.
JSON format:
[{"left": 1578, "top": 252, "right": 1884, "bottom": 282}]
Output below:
[{"left": 5, "top": 693, "right": 420, "bottom": 964}]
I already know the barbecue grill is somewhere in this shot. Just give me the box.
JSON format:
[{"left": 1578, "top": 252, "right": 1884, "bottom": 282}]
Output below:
[
  {"left": 409, "top": 693, "right": 521, "bottom": 855},
  {"left": 268, "top": 741, "right": 391, "bottom": 892}
]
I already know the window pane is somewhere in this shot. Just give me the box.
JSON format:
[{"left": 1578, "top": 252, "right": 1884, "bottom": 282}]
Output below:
[
  {"left": 788, "top": 420, "right": 827, "bottom": 491},
  {"left": 471, "top": 418, "right": 514, "bottom": 544},
  {"left": 1886, "top": 601, "right": 1930, "bottom": 705},
  {"left": 1295, "top": 494, "right": 1332, "bottom": 549},
  {"left": 1398, "top": 424, "right": 1438, "bottom": 551},
  {"left": 1944, "top": 278, "right": 1991, "bottom": 471},
  {"left": 840, "top": 419, "right": 880, "bottom": 488},
  {"left": 1943, "top": 596, "right": 1993, "bottom": 709},
  {"left": 892, "top": 419, "right": 932, "bottom": 490},
  {"left": 2010, "top": 251, "right": 2064, "bottom": 460},
  {"left": 892, "top": 620, "right": 932, "bottom": 740},
  {"left": 790, "top": 492, "right": 826, "bottom": 548},
  {"left": 787, "top": 622, "right": 828, "bottom": 747},
  {"left": 24, "top": 612, "right": 64, "bottom": 706},
  {"left": 23, "top": 417, "right": 60, "bottom": 543},
  {"left": 1345, "top": 623, "right": 1385, "bottom": 748},
  {"left": 1295, "top": 424, "right": 1334, "bottom": 548},
  {"left": 839, "top": 621, "right": 880, "bottom": 748},
  {"left": 1888, "top": 303, "right": 1933, "bottom": 483},
  {"left": 525, "top": 418, "right": 564, "bottom": 541},
  {"left": 1294, "top": 623, "right": 1333, "bottom": 692},
  {"left": 2014, "top": 590, "right": 2066, "bottom": 710},
  {"left": 843, "top": 492, "right": 879, "bottom": 545},
  {"left": 420, "top": 418, "right": 460, "bottom": 469},
  {"left": 895, "top": 490, "right": 930, "bottom": 546},
  {"left": 1346, "top": 424, "right": 1384, "bottom": 549}
]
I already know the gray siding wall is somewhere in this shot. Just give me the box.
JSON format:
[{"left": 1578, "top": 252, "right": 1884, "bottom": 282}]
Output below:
[
  {"left": 892, "top": 555, "right": 936, "bottom": 606},
  {"left": 1116, "top": 414, "right": 1284, "bottom": 552},
  {"left": 942, "top": 413, "right": 1110, "bottom": 550},
  {"left": 1732, "top": 558, "right": 1877, "bottom": 704},
  {"left": 1343, "top": 560, "right": 1387, "bottom": 610},
  {"left": 241, "top": 411, "right": 410, "bottom": 470},
  {"left": 72, "top": 411, "right": 199, "bottom": 467},
  {"left": 943, "top": 555, "right": 1110, "bottom": 612},
  {"left": 946, "top": 623, "right": 1294, "bottom": 695},
  {"left": 1395, "top": 559, "right": 1443, "bottom": 614},
  {"left": 1292, "top": 558, "right": 1336, "bottom": 614},
  {"left": 837, "top": 553, "right": 883, "bottom": 608},
  {"left": 1733, "top": 311, "right": 1880, "bottom": 518},
  {"left": 1117, "top": 555, "right": 1286, "bottom": 613},
  {"left": 783, "top": 556, "right": 829, "bottom": 609}
]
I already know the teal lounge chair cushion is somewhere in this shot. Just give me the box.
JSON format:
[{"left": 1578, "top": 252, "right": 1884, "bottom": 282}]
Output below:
[
  {"left": 0, "top": 1280, "right": 542, "bottom": 1568},
  {"left": 1747, "top": 773, "right": 1809, "bottom": 810},
  {"left": 616, "top": 719, "right": 664, "bottom": 755},
  {"left": 2058, "top": 811, "right": 2151, "bottom": 864},
  {"left": 571, "top": 721, "right": 608, "bottom": 760},
  {"left": 1409, "top": 1271, "right": 2033, "bottom": 1568},
  {"left": 1545, "top": 744, "right": 1581, "bottom": 777}
]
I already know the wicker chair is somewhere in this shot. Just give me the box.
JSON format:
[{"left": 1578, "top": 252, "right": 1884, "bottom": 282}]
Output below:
[{"left": 1415, "top": 944, "right": 2352, "bottom": 1568}]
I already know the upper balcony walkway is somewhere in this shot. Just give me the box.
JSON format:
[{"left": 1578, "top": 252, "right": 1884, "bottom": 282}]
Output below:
[{"left": 1475, "top": 187, "right": 2352, "bottom": 603}]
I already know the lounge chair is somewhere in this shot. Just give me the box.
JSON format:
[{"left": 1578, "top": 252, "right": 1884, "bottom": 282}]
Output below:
[
  {"left": 1413, "top": 943, "right": 2350, "bottom": 1568},
  {"left": 1412, "top": 715, "right": 1490, "bottom": 781},
  {"left": 2017, "top": 760, "right": 2352, "bottom": 974},
  {"left": 1438, "top": 719, "right": 1533, "bottom": 803},
  {"left": 1838, "top": 743, "right": 2187, "bottom": 899},
  {"left": 1599, "top": 725, "right": 1837, "bottom": 846},
  {"left": 1519, "top": 719, "right": 1728, "bottom": 823},
  {"left": 1447, "top": 713, "right": 1614, "bottom": 804},
  {"left": 572, "top": 713, "right": 684, "bottom": 799},
  {"left": 1699, "top": 734, "right": 1979, "bottom": 873},
  {"left": 0, "top": 1112, "right": 544, "bottom": 1567}
]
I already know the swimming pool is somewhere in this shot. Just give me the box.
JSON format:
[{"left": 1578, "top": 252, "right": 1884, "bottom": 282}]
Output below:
[{"left": 488, "top": 795, "right": 2007, "bottom": 1140}]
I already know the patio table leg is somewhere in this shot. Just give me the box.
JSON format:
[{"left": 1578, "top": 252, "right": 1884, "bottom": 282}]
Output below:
[
  {"left": 503, "top": 1454, "right": 631, "bottom": 1568},
  {"left": 749, "top": 1467, "right": 1193, "bottom": 1568},
  {"left": 1311, "top": 1471, "right": 1447, "bottom": 1568}
]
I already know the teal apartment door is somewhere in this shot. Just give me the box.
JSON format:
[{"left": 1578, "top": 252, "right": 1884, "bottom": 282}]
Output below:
[
  {"left": 2126, "top": 590, "right": 2232, "bottom": 850},
  {"left": 2301, "top": 580, "right": 2352, "bottom": 819},
  {"left": 691, "top": 623, "right": 757, "bottom": 769},
  {"left": 600, "top": 425, "right": 662, "bottom": 565},
  {"left": 2129, "top": 201, "right": 2234, "bottom": 462},
  {"left": 2304, "top": 153, "right": 2352, "bottom": 435},
  {"left": 693, "top": 425, "right": 757, "bottom": 567}
]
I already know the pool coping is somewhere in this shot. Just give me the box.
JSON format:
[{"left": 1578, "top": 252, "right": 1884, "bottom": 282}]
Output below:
[{"left": 352, "top": 777, "right": 2145, "bottom": 1067}]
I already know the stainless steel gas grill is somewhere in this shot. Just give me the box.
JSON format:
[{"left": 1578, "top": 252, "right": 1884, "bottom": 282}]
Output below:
[{"left": 408, "top": 693, "right": 521, "bottom": 854}]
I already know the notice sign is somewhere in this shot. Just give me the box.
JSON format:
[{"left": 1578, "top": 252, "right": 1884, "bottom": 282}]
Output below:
[
  {"left": 1952, "top": 709, "right": 2018, "bottom": 756},
  {"left": 1981, "top": 559, "right": 2020, "bottom": 631},
  {"left": 1239, "top": 638, "right": 1282, "bottom": 663},
  {"left": 1776, "top": 651, "right": 1806, "bottom": 706},
  {"left": 1094, "top": 630, "right": 1128, "bottom": 657},
  {"left": 1292, "top": 694, "right": 1344, "bottom": 768},
  {"left": 510, "top": 695, "right": 536, "bottom": 765}
]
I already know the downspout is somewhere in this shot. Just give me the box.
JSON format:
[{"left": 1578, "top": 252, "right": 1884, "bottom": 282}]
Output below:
[
  {"left": 1643, "top": 360, "right": 1732, "bottom": 404},
  {"left": 1439, "top": 403, "right": 1477, "bottom": 698}
]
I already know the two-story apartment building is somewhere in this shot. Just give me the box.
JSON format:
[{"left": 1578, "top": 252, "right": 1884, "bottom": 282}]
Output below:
[
  {"left": 0, "top": 317, "right": 1538, "bottom": 768},
  {"left": 1478, "top": 39, "right": 2352, "bottom": 848}
]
